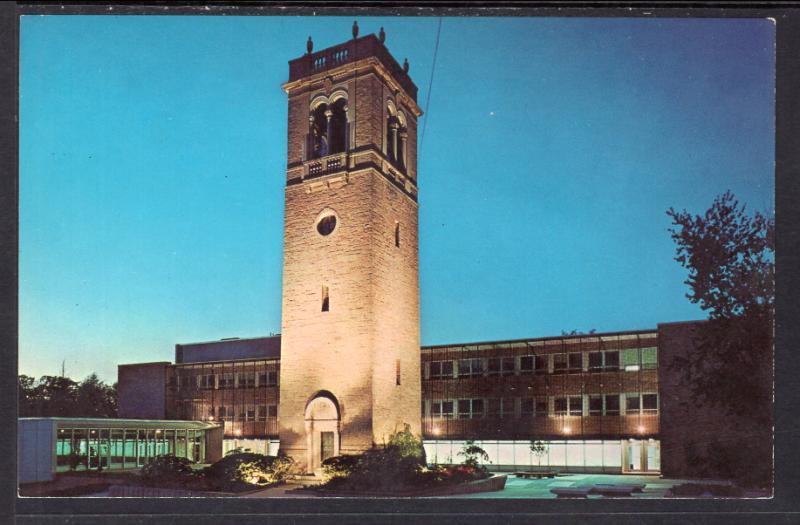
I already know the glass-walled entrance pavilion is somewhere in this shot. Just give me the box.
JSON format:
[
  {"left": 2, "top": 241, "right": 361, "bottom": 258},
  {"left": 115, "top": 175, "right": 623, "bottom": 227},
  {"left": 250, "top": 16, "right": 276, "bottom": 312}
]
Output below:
[{"left": 19, "top": 418, "right": 224, "bottom": 483}]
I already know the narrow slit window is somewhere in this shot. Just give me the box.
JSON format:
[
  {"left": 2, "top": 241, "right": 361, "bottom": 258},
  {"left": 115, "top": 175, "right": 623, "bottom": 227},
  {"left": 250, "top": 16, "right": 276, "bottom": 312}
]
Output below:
[
  {"left": 321, "top": 285, "right": 329, "bottom": 312},
  {"left": 395, "top": 222, "right": 400, "bottom": 248},
  {"left": 395, "top": 359, "right": 401, "bottom": 385}
]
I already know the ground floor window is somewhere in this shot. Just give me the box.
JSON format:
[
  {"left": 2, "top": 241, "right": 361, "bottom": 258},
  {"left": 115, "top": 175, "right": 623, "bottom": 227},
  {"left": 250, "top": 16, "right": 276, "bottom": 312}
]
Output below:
[
  {"left": 422, "top": 439, "right": 660, "bottom": 474},
  {"left": 55, "top": 427, "right": 207, "bottom": 473}
]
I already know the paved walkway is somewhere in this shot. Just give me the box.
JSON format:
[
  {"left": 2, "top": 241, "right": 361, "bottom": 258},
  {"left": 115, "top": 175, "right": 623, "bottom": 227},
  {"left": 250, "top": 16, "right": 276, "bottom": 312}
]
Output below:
[
  {"left": 442, "top": 473, "right": 685, "bottom": 499},
  {"left": 242, "top": 474, "right": 699, "bottom": 499}
]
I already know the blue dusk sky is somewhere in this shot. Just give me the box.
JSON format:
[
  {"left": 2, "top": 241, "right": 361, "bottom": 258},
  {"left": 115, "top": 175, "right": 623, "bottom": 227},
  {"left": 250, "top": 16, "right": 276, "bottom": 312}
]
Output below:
[{"left": 19, "top": 16, "right": 775, "bottom": 384}]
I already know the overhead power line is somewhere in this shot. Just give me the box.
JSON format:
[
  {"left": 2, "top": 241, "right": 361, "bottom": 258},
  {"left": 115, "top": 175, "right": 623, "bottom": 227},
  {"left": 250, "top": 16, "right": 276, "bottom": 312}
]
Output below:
[{"left": 419, "top": 17, "right": 442, "bottom": 156}]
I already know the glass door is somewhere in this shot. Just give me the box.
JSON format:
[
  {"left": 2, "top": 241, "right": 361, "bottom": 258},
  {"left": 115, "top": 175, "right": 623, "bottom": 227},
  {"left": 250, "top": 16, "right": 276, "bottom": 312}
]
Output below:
[{"left": 625, "top": 440, "right": 642, "bottom": 472}]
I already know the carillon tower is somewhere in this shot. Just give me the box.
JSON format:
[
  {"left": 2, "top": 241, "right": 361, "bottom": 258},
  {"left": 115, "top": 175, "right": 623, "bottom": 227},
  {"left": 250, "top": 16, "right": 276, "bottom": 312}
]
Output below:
[{"left": 278, "top": 23, "right": 423, "bottom": 473}]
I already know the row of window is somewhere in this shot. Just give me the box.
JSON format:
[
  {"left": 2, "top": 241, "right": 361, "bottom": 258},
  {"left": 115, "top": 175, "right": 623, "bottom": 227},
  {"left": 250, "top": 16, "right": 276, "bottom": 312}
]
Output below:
[
  {"left": 426, "top": 348, "right": 657, "bottom": 379},
  {"left": 177, "top": 371, "right": 279, "bottom": 390},
  {"left": 213, "top": 404, "right": 278, "bottom": 422},
  {"left": 427, "top": 393, "right": 658, "bottom": 419}
]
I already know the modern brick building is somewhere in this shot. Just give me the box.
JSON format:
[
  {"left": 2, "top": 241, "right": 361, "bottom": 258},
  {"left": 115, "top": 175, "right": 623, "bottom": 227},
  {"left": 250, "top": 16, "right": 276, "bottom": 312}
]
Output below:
[{"left": 117, "top": 28, "right": 733, "bottom": 478}]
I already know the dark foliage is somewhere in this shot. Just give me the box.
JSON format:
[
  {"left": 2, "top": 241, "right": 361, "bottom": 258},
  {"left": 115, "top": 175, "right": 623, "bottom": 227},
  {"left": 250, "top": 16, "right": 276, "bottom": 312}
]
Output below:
[
  {"left": 203, "top": 452, "right": 294, "bottom": 492},
  {"left": 667, "top": 191, "right": 773, "bottom": 488},
  {"left": 321, "top": 454, "right": 360, "bottom": 479},
  {"left": 18, "top": 373, "right": 117, "bottom": 418},
  {"left": 140, "top": 455, "right": 197, "bottom": 486},
  {"left": 320, "top": 426, "right": 488, "bottom": 494}
]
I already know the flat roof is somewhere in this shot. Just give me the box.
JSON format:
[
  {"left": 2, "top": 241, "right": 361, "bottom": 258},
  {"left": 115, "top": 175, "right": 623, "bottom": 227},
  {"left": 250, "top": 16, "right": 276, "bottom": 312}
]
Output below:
[
  {"left": 421, "top": 327, "right": 658, "bottom": 351},
  {"left": 19, "top": 418, "right": 220, "bottom": 430}
]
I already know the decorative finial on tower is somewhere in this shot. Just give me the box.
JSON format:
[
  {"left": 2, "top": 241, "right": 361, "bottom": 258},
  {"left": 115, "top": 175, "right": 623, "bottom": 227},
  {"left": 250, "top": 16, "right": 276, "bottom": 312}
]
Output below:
[
  {"left": 352, "top": 20, "right": 359, "bottom": 39},
  {"left": 379, "top": 27, "right": 386, "bottom": 43},
  {"left": 306, "top": 36, "right": 313, "bottom": 54},
  {"left": 403, "top": 58, "right": 409, "bottom": 73}
]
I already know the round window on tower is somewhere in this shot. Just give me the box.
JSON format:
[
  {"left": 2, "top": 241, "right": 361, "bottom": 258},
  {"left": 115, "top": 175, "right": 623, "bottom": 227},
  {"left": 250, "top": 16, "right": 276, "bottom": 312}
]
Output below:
[{"left": 316, "top": 212, "right": 338, "bottom": 236}]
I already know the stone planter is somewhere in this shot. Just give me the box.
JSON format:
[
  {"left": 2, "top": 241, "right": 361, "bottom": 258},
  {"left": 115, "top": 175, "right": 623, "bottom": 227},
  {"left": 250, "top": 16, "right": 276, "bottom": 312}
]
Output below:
[{"left": 306, "top": 474, "right": 508, "bottom": 497}]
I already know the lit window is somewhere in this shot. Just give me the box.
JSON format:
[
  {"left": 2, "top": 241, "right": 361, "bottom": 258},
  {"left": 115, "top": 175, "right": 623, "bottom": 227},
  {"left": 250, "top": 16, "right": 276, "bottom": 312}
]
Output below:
[
  {"left": 641, "top": 347, "right": 658, "bottom": 370},
  {"left": 621, "top": 349, "right": 640, "bottom": 371}
]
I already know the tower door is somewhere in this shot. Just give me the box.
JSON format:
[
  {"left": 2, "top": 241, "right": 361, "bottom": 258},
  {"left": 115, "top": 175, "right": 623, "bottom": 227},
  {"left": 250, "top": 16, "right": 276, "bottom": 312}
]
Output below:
[
  {"left": 304, "top": 393, "right": 341, "bottom": 474},
  {"left": 321, "top": 432, "right": 335, "bottom": 463}
]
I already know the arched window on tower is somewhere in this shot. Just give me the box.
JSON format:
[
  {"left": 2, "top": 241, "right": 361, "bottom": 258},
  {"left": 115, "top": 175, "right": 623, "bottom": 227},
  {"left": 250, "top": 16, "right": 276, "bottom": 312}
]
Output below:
[
  {"left": 308, "top": 98, "right": 348, "bottom": 160},
  {"left": 385, "top": 103, "right": 407, "bottom": 171}
]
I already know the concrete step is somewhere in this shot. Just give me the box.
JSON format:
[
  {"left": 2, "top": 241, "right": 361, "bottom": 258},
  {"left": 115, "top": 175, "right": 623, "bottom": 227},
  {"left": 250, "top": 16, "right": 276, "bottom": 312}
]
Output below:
[{"left": 288, "top": 474, "right": 325, "bottom": 486}]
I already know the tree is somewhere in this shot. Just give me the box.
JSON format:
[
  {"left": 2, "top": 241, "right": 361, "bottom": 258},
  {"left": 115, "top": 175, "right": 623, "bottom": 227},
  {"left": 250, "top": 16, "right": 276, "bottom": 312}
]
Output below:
[
  {"left": 667, "top": 191, "right": 773, "bottom": 486},
  {"left": 18, "top": 373, "right": 117, "bottom": 417},
  {"left": 667, "top": 191, "right": 773, "bottom": 421}
]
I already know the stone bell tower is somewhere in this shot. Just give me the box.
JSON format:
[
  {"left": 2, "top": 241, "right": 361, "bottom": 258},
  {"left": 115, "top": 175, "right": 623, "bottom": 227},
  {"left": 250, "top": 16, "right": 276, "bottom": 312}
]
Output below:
[{"left": 278, "top": 24, "right": 422, "bottom": 473}]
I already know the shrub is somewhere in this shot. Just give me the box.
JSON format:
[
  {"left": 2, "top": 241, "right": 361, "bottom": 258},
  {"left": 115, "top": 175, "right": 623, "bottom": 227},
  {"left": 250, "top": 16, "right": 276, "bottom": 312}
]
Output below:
[
  {"left": 458, "top": 440, "right": 490, "bottom": 472},
  {"left": 140, "top": 455, "right": 196, "bottom": 486},
  {"left": 322, "top": 454, "right": 360, "bottom": 480},
  {"left": 203, "top": 452, "right": 294, "bottom": 492}
]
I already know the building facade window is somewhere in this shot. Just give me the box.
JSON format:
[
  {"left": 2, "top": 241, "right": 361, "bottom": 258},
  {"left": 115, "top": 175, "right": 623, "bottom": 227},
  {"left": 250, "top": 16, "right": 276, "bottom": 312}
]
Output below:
[
  {"left": 521, "top": 398, "right": 534, "bottom": 418},
  {"left": 625, "top": 393, "right": 641, "bottom": 413},
  {"left": 535, "top": 397, "right": 548, "bottom": 417},
  {"left": 588, "top": 350, "right": 620, "bottom": 371},
  {"left": 487, "top": 357, "right": 515, "bottom": 376},
  {"left": 605, "top": 394, "right": 620, "bottom": 415},
  {"left": 429, "top": 360, "right": 454, "bottom": 379},
  {"left": 431, "top": 400, "right": 454, "bottom": 419},
  {"left": 258, "top": 370, "right": 278, "bottom": 387},
  {"left": 457, "top": 398, "right": 485, "bottom": 419},
  {"left": 321, "top": 285, "right": 330, "bottom": 312},
  {"left": 642, "top": 393, "right": 659, "bottom": 413},
  {"left": 457, "top": 358, "right": 484, "bottom": 378},
  {"left": 218, "top": 373, "right": 234, "bottom": 389},
  {"left": 568, "top": 396, "right": 583, "bottom": 416},
  {"left": 519, "top": 355, "right": 534, "bottom": 373},
  {"left": 535, "top": 355, "right": 549, "bottom": 373},
  {"left": 568, "top": 353, "right": 583, "bottom": 373},
  {"left": 553, "top": 354, "right": 568, "bottom": 374},
  {"left": 238, "top": 372, "right": 255, "bottom": 389},
  {"left": 396, "top": 359, "right": 401, "bottom": 386}
]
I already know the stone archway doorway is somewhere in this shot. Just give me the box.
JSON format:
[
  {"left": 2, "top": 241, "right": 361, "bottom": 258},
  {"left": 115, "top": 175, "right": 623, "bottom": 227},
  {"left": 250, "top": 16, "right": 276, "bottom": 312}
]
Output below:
[{"left": 304, "top": 393, "right": 341, "bottom": 474}]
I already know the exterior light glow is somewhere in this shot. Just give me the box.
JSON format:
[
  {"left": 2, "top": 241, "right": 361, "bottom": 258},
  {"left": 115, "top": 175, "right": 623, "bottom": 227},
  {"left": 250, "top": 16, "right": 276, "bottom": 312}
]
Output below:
[
  {"left": 563, "top": 426, "right": 571, "bottom": 434},
  {"left": 234, "top": 429, "right": 241, "bottom": 436},
  {"left": 432, "top": 427, "right": 440, "bottom": 436},
  {"left": 637, "top": 425, "right": 645, "bottom": 434}
]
